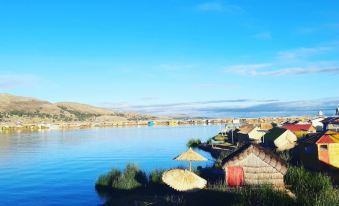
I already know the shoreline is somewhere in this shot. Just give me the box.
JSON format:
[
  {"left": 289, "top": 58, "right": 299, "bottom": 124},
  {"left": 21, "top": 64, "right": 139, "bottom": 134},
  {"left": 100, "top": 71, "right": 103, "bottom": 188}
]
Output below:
[
  {"left": 0, "top": 116, "right": 311, "bottom": 134},
  {"left": 0, "top": 120, "right": 224, "bottom": 134}
]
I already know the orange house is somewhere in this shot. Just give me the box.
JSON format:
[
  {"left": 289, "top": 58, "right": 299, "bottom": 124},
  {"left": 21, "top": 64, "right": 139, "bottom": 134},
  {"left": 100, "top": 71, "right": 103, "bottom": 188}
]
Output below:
[{"left": 316, "top": 131, "right": 339, "bottom": 168}]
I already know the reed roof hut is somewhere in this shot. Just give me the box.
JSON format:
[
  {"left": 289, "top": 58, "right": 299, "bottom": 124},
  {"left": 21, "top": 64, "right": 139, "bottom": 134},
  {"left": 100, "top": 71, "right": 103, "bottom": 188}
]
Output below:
[
  {"left": 237, "top": 125, "right": 266, "bottom": 143},
  {"left": 262, "top": 127, "right": 297, "bottom": 151},
  {"left": 222, "top": 143, "right": 288, "bottom": 187}
]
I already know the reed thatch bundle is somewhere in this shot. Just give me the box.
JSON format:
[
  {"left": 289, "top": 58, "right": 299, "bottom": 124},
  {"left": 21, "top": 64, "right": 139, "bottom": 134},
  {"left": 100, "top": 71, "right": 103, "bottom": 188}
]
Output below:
[
  {"left": 174, "top": 148, "right": 207, "bottom": 161},
  {"left": 162, "top": 169, "right": 207, "bottom": 192},
  {"left": 174, "top": 147, "right": 207, "bottom": 171}
]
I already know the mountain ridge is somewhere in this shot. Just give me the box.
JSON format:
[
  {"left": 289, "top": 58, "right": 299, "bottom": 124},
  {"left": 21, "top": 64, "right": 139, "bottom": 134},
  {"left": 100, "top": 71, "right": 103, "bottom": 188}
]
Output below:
[{"left": 0, "top": 93, "right": 153, "bottom": 122}]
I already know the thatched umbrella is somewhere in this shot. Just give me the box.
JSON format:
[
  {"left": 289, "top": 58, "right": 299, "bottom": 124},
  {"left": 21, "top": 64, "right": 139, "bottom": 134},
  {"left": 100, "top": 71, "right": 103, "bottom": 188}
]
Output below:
[
  {"left": 174, "top": 147, "right": 207, "bottom": 171},
  {"left": 162, "top": 169, "right": 207, "bottom": 192}
]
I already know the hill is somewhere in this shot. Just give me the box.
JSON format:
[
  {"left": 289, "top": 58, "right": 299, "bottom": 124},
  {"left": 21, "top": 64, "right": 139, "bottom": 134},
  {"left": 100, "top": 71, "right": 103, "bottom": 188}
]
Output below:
[
  {"left": 56, "top": 102, "right": 115, "bottom": 115},
  {"left": 0, "top": 93, "right": 153, "bottom": 123},
  {"left": 0, "top": 93, "right": 64, "bottom": 115}
]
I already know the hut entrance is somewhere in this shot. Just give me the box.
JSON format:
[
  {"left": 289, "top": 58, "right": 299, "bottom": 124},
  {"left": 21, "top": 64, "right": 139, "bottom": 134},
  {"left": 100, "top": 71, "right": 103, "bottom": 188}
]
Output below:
[
  {"left": 226, "top": 166, "right": 244, "bottom": 187},
  {"left": 319, "top": 144, "right": 329, "bottom": 164}
]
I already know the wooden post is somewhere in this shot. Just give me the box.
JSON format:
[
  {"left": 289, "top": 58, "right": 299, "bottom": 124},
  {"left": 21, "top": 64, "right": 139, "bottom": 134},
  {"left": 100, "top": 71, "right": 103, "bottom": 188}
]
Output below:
[{"left": 231, "top": 129, "right": 234, "bottom": 144}]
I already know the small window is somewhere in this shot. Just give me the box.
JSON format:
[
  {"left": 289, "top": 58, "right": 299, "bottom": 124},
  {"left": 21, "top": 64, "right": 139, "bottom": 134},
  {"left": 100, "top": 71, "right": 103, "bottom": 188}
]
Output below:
[{"left": 319, "top": 145, "right": 328, "bottom": 151}]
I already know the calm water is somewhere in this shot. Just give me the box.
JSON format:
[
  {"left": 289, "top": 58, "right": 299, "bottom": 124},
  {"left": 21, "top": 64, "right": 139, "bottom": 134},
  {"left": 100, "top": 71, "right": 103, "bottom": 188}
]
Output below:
[{"left": 0, "top": 125, "right": 222, "bottom": 206}]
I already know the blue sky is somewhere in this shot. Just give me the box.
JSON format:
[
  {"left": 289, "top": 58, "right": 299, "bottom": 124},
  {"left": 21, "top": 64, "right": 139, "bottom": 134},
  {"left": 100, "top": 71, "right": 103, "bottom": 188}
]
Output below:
[{"left": 0, "top": 0, "right": 339, "bottom": 117}]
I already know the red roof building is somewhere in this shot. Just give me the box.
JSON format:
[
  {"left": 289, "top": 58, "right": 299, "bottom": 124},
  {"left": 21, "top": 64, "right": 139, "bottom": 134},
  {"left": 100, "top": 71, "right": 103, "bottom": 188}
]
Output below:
[
  {"left": 281, "top": 124, "right": 315, "bottom": 132},
  {"left": 281, "top": 124, "right": 316, "bottom": 138}
]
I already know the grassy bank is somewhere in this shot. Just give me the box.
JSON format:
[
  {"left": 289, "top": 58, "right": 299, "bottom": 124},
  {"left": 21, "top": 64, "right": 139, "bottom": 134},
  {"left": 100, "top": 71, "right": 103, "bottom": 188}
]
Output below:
[{"left": 95, "top": 163, "right": 338, "bottom": 206}]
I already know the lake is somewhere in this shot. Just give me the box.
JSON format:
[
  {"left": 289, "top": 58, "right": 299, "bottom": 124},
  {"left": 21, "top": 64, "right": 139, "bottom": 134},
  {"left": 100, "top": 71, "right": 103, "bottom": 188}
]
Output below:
[{"left": 0, "top": 125, "right": 222, "bottom": 206}]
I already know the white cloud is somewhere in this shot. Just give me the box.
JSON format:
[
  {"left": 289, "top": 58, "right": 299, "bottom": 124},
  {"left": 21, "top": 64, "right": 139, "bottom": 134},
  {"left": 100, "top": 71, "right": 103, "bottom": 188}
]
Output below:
[
  {"left": 277, "top": 46, "right": 332, "bottom": 60},
  {"left": 225, "top": 42, "right": 339, "bottom": 76},
  {"left": 102, "top": 97, "right": 339, "bottom": 118},
  {"left": 226, "top": 64, "right": 339, "bottom": 76},
  {"left": 252, "top": 67, "right": 339, "bottom": 76},
  {"left": 106, "top": 99, "right": 279, "bottom": 117},
  {"left": 225, "top": 63, "right": 272, "bottom": 75}
]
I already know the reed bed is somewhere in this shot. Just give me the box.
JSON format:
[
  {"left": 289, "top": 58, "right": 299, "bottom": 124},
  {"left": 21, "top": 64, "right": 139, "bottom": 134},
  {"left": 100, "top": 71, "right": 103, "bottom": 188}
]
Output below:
[
  {"left": 186, "top": 138, "right": 202, "bottom": 148},
  {"left": 285, "top": 166, "right": 339, "bottom": 206}
]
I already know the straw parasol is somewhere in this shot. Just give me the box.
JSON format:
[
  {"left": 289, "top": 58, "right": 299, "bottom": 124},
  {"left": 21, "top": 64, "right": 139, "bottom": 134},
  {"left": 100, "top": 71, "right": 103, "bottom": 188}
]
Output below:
[
  {"left": 174, "top": 147, "right": 207, "bottom": 171},
  {"left": 162, "top": 169, "right": 207, "bottom": 192}
]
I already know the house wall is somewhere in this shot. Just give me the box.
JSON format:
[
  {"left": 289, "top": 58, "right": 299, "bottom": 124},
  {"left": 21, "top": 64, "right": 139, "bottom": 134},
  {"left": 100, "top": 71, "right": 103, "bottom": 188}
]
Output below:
[{"left": 329, "top": 144, "right": 339, "bottom": 168}]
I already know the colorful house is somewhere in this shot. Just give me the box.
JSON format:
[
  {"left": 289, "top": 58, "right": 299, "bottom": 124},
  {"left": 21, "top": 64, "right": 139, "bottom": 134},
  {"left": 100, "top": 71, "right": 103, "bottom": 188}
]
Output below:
[
  {"left": 281, "top": 123, "right": 316, "bottom": 138},
  {"left": 316, "top": 131, "right": 339, "bottom": 168},
  {"left": 298, "top": 131, "right": 339, "bottom": 169},
  {"left": 222, "top": 143, "right": 287, "bottom": 187},
  {"left": 262, "top": 127, "right": 297, "bottom": 151}
]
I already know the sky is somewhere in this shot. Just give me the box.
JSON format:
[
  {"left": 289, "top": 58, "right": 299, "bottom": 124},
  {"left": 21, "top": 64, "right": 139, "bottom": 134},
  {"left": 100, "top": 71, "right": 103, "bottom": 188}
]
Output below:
[{"left": 0, "top": 0, "right": 339, "bottom": 117}]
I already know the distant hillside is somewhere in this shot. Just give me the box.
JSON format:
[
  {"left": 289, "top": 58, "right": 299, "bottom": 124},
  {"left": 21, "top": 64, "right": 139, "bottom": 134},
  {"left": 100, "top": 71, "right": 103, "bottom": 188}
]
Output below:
[
  {"left": 0, "top": 93, "right": 153, "bottom": 122},
  {"left": 56, "top": 102, "right": 116, "bottom": 115},
  {"left": 0, "top": 93, "right": 65, "bottom": 115}
]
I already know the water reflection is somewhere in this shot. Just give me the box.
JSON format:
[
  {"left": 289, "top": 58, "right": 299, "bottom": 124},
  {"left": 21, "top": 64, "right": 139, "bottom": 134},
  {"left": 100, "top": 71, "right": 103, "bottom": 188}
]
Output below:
[{"left": 0, "top": 125, "right": 222, "bottom": 206}]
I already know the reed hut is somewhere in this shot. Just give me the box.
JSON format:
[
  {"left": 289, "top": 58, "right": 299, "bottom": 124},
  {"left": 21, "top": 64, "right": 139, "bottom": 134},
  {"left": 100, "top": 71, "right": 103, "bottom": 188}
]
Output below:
[
  {"left": 222, "top": 143, "right": 288, "bottom": 187},
  {"left": 262, "top": 127, "right": 297, "bottom": 151},
  {"left": 237, "top": 125, "right": 266, "bottom": 144}
]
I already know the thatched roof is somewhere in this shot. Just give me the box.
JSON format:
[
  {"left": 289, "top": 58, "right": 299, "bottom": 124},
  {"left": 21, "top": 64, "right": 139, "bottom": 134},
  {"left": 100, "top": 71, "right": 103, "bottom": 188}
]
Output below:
[
  {"left": 238, "top": 125, "right": 256, "bottom": 134},
  {"left": 260, "top": 123, "right": 273, "bottom": 130},
  {"left": 174, "top": 148, "right": 207, "bottom": 161},
  {"left": 222, "top": 143, "right": 288, "bottom": 175},
  {"left": 162, "top": 169, "right": 207, "bottom": 192},
  {"left": 264, "top": 127, "right": 287, "bottom": 141}
]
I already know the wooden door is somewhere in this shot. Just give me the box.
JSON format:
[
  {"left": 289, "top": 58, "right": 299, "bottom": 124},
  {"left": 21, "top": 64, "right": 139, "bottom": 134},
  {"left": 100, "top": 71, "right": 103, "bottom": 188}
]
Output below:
[{"left": 318, "top": 144, "right": 330, "bottom": 164}]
